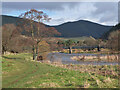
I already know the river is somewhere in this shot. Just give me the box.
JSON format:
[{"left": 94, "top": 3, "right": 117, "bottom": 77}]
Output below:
[{"left": 47, "top": 52, "right": 119, "bottom": 65}]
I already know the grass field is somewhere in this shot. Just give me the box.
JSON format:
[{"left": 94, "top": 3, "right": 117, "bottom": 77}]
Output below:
[{"left": 2, "top": 53, "right": 119, "bottom": 88}]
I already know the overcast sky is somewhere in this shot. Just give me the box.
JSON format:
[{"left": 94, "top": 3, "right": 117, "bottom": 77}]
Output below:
[{"left": 2, "top": 2, "right": 118, "bottom": 26}]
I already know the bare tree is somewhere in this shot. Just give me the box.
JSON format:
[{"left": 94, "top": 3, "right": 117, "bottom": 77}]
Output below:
[{"left": 18, "top": 9, "right": 60, "bottom": 60}]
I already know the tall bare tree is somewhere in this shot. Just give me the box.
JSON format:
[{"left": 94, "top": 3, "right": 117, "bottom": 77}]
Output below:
[{"left": 18, "top": 9, "right": 60, "bottom": 60}]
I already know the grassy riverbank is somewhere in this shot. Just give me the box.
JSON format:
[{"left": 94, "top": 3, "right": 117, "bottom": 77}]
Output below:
[{"left": 2, "top": 53, "right": 119, "bottom": 88}]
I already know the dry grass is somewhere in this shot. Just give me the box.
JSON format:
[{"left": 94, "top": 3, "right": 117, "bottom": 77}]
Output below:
[
  {"left": 71, "top": 54, "right": 119, "bottom": 62},
  {"left": 39, "top": 82, "right": 60, "bottom": 88}
]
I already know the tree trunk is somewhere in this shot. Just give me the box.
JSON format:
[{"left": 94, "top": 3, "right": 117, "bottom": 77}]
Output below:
[
  {"left": 2, "top": 46, "right": 7, "bottom": 55},
  {"left": 69, "top": 46, "right": 72, "bottom": 54},
  {"left": 35, "top": 42, "right": 39, "bottom": 60},
  {"left": 31, "top": 27, "right": 36, "bottom": 60},
  {"left": 97, "top": 44, "right": 101, "bottom": 52},
  {"left": 32, "top": 45, "right": 36, "bottom": 60}
]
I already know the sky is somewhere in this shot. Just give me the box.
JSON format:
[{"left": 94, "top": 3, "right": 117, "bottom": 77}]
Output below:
[{"left": 2, "top": 2, "right": 119, "bottom": 26}]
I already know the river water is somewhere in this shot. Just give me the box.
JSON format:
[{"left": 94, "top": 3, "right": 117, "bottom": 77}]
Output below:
[{"left": 47, "top": 52, "right": 119, "bottom": 65}]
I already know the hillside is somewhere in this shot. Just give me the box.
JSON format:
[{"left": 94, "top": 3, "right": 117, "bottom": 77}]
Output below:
[
  {"left": 1, "top": 15, "right": 112, "bottom": 38},
  {"left": 52, "top": 20, "right": 112, "bottom": 38},
  {"left": 1, "top": 15, "right": 22, "bottom": 26},
  {"left": 101, "top": 23, "right": 120, "bottom": 39}
]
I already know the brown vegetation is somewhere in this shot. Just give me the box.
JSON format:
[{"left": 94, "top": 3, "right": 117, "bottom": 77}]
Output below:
[
  {"left": 71, "top": 54, "right": 119, "bottom": 62},
  {"left": 107, "top": 30, "right": 120, "bottom": 51},
  {"left": 2, "top": 24, "right": 19, "bottom": 54}
]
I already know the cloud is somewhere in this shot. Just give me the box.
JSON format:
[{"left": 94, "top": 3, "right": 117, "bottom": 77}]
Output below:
[
  {"left": 2, "top": 2, "right": 79, "bottom": 11},
  {"left": 2, "top": 2, "right": 118, "bottom": 26},
  {"left": 93, "top": 2, "right": 118, "bottom": 25}
]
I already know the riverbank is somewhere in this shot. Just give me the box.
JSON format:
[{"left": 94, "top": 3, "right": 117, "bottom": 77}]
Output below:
[
  {"left": 2, "top": 53, "right": 119, "bottom": 88},
  {"left": 61, "top": 50, "right": 119, "bottom": 54}
]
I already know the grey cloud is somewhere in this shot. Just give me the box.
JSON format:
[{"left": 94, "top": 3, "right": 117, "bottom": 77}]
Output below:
[
  {"left": 93, "top": 2, "right": 118, "bottom": 23},
  {"left": 2, "top": 2, "right": 79, "bottom": 11},
  {"left": 99, "top": 12, "right": 117, "bottom": 22},
  {"left": 118, "top": 1, "right": 120, "bottom": 22},
  {"left": 52, "top": 18, "right": 65, "bottom": 22},
  {"left": 94, "top": 2, "right": 117, "bottom": 14}
]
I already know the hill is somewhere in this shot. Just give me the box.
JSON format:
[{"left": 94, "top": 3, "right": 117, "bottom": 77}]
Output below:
[
  {"left": 1, "top": 15, "right": 22, "bottom": 26},
  {"left": 101, "top": 23, "right": 120, "bottom": 39},
  {"left": 52, "top": 20, "right": 112, "bottom": 38},
  {"left": 1, "top": 15, "right": 112, "bottom": 38}
]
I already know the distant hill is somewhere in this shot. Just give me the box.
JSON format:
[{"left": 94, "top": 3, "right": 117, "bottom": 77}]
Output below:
[
  {"left": 1, "top": 15, "right": 22, "bottom": 26},
  {"left": 101, "top": 23, "right": 120, "bottom": 39},
  {"left": 52, "top": 20, "right": 112, "bottom": 38},
  {"left": 1, "top": 15, "right": 112, "bottom": 38}
]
